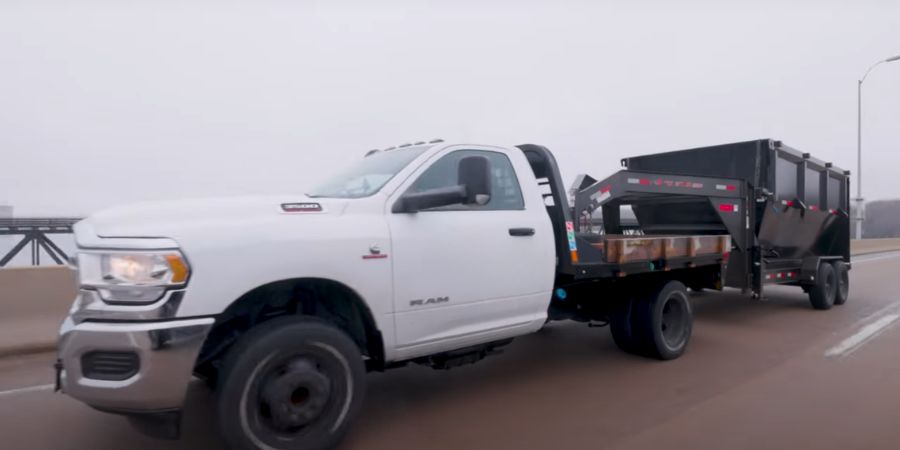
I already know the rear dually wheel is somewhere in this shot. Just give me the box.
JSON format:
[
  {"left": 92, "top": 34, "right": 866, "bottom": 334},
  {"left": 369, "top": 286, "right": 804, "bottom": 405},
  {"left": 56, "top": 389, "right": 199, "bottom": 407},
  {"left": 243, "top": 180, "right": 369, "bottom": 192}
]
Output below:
[{"left": 611, "top": 280, "right": 693, "bottom": 360}]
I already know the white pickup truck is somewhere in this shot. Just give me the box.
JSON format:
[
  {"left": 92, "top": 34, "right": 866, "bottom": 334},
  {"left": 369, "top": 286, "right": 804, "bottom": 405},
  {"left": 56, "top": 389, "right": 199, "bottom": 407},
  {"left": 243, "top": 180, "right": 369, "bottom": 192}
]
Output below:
[{"left": 57, "top": 139, "right": 847, "bottom": 450}]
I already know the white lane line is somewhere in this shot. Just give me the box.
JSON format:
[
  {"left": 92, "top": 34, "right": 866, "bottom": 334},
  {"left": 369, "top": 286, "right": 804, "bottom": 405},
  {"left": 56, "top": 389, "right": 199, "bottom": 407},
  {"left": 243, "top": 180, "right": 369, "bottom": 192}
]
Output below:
[
  {"left": 0, "top": 384, "right": 54, "bottom": 399},
  {"left": 825, "top": 313, "right": 900, "bottom": 358}
]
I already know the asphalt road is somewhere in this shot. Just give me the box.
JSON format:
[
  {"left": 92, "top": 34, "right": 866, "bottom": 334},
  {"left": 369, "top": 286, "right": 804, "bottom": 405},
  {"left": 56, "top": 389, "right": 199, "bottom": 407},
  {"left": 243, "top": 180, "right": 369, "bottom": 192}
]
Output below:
[{"left": 2, "top": 252, "right": 900, "bottom": 450}]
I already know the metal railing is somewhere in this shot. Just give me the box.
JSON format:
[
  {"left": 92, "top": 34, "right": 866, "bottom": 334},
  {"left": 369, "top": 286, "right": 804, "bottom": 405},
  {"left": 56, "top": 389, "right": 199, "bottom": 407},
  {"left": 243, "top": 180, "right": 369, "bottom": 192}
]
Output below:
[{"left": 0, "top": 218, "right": 82, "bottom": 267}]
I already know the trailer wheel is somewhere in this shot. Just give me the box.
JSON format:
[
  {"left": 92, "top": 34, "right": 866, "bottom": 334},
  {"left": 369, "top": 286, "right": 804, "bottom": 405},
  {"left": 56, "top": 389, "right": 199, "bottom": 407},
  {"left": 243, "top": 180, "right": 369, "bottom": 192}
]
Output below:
[
  {"left": 632, "top": 281, "right": 693, "bottom": 360},
  {"left": 832, "top": 261, "right": 850, "bottom": 305},
  {"left": 216, "top": 316, "right": 366, "bottom": 450},
  {"left": 808, "top": 262, "right": 837, "bottom": 310}
]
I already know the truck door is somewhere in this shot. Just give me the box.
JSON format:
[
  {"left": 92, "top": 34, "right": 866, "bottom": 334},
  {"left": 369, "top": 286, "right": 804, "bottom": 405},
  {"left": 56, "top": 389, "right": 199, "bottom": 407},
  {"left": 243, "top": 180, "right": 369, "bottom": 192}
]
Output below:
[{"left": 387, "top": 147, "right": 555, "bottom": 358}]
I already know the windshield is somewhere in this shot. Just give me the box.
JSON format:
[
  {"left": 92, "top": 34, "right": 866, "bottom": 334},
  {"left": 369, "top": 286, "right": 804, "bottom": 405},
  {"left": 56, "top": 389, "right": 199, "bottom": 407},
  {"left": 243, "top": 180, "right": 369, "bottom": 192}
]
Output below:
[{"left": 307, "top": 147, "right": 429, "bottom": 198}]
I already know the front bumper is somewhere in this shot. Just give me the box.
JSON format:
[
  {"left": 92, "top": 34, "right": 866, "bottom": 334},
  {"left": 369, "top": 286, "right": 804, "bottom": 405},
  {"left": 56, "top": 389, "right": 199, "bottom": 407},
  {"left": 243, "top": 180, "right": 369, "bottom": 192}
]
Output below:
[{"left": 57, "top": 316, "right": 214, "bottom": 412}]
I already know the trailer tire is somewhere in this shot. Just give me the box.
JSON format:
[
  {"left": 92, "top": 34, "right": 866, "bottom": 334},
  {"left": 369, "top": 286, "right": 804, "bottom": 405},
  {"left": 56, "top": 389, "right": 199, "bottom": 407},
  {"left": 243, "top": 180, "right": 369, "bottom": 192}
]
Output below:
[
  {"left": 808, "top": 262, "right": 837, "bottom": 310},
  {"left": 832, "top": 261, "right": 850, "bottom": 305},
  {"left": 632, "top": 281, "right": 693, "bottom": 360},
  {"left": 216, "top": 316, "right": 366, "bottom": 450}
]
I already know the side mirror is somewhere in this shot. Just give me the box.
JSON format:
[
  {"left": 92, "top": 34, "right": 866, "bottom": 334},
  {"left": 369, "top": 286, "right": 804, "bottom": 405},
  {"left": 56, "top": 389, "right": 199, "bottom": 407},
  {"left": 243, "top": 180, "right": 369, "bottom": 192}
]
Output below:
[
  {"left": 458, "top": 155, "right": 492, "bottom": 206},
  {"left": 393, "top": 155, "right": 493, "bottom": 213},
  {"left": 392, "top": 185, "right": 467, "bottom": 213}
]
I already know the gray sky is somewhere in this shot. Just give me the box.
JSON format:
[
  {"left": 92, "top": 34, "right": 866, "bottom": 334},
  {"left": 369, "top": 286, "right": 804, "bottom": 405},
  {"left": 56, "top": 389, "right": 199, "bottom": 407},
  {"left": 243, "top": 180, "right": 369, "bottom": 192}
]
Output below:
[{"left": 1, "top": 0, "right": 899, "bottom": 217}]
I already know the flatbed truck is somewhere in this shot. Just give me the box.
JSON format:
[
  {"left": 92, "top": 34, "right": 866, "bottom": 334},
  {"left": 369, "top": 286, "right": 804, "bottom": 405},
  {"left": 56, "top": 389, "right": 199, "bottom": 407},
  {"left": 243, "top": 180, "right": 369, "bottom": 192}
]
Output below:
[{"left": 56, "top": 138, "right": 851, "bottom": 450}]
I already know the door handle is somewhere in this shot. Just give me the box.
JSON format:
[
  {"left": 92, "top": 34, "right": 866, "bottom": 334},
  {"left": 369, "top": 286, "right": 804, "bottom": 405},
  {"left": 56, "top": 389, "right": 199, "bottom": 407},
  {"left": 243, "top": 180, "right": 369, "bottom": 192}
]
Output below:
[{"left": 509, "top": 227, "right": 535, "bottom": 237}]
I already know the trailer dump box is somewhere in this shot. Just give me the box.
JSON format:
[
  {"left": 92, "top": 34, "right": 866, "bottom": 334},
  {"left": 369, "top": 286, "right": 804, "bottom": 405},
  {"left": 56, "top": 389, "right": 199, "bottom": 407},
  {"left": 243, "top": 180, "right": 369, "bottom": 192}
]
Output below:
[{"left": 566, "top": 139, "right": 850, "bottom": 298}]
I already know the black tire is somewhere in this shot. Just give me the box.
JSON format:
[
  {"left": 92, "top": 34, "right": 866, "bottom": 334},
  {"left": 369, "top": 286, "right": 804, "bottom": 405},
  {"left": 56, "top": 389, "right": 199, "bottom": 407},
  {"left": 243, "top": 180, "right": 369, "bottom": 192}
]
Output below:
[
  {"left": 808, "top": 262, "right": 837, "bottom": 310},
  {"left": 613, "top": 281, "right": 693, "bottom": 360},
  {"left": 633, "top": 281, "right": 693, "bottom": 360},
  {"left": 833, "top": 261, "right": 850, "bottom": 305},
  {"left": 610, "top": 300, "right": 640, "bottom": 354},
  {"left": 216, "top": 316, "right": 366, "bottom": 450}
]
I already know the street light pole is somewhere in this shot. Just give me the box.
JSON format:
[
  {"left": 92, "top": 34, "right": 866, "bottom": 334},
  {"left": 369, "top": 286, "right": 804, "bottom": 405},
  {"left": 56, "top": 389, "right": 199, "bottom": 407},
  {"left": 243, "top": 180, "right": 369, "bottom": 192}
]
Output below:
[{"left": 856, "top": 54, "right": 900, "bottom": 240}]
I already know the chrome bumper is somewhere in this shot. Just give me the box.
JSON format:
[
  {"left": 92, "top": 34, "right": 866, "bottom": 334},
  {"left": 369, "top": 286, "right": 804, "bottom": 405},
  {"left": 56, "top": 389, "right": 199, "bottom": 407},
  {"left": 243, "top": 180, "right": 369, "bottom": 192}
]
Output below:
[{"left": 57, "top": 316, "right": 214, "bottom": 411}]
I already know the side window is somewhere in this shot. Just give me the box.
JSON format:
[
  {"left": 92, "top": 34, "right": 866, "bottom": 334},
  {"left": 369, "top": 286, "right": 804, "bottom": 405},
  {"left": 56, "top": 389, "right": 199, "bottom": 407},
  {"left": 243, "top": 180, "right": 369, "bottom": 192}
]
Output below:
[{"left": 407, "top": 150, "right": 525, "bottom": 210}]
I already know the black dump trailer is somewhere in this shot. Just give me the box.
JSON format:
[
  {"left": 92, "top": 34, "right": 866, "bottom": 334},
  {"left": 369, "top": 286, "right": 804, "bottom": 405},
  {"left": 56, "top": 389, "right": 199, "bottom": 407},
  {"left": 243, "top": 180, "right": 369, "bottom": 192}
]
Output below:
[{"left": 566, "top": 138, "right": 851, "bottom": 309}]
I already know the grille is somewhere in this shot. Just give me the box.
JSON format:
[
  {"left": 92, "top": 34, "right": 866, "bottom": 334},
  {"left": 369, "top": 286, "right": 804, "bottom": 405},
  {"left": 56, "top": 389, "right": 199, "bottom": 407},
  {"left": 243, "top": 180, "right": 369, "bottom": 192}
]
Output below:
[{"left": 81, "top": 351, "right": 140, "bottom": 381}]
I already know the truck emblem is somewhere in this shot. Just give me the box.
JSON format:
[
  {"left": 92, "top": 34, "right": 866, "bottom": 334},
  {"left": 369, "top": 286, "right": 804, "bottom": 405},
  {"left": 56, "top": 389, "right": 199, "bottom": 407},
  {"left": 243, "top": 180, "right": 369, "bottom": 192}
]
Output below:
[
  {"left": 281, "top": 202, "right": 322, "bottom": 213},
  {"left": 410, "top": 296, "right": 449, "bottom": 307}
]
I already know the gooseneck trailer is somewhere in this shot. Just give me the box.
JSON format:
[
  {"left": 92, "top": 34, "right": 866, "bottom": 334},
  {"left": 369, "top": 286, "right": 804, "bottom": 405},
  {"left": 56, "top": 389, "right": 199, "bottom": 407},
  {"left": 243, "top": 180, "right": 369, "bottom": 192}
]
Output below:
[
  {"left": 612, "top": 139, "right": 849, "bottom": 304},
  {"left": 523, "top": 139, "right": 849, "bottom": 357},
  {"left": 57, "top": 138, "right": 851, "bottom": 450}
]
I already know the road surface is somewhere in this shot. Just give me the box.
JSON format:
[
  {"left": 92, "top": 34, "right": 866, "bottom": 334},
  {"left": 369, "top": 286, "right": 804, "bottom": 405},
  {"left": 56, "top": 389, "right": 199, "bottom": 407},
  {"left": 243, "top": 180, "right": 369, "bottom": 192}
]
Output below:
[{"left": 2, "top": 252, "right": 900, "bottom": 449}]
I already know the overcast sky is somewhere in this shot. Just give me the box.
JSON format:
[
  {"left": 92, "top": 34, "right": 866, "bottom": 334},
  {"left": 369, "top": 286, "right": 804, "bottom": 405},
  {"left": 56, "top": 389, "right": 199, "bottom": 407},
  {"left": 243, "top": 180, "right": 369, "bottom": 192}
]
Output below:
[{"left": 1, "top": 0, "right": 898, "bottom": 217}]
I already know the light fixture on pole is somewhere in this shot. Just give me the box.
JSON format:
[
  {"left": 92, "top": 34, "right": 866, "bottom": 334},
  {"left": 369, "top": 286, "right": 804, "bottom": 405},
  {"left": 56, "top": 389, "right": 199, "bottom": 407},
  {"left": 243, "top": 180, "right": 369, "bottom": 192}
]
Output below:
[{"left": 856, "top": 54, "right": 900, "bottom": 240}]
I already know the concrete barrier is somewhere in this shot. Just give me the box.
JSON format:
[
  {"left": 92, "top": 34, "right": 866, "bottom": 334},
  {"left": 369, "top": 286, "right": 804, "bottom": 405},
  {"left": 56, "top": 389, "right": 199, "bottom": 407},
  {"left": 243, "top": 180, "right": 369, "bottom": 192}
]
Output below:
[
  {"left": 0, "top": 266, "right": 76, "bottom": 357},
  {"left": 1, "top": 239, "right": 899, "bottom": 359},
  {"left": 850, "top": 238, "right": 900, "bottom": 256}
]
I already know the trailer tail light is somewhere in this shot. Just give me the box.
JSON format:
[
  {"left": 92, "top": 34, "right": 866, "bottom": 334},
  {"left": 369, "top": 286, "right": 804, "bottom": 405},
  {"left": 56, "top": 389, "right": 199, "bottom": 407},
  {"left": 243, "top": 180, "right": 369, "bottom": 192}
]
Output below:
[
  {"left": 716, "top": 184, "right": 737, "bottom": 191},
  {"left": 765, "top": 271, "right": 797, "bottom": 282},
  {"left": 719, "top": 203, "right": 739, "bottom": 213},
  {"left": 781, "top": 200, "right": 794, "bottom": 206},
  {"left": 809, "top": 205, "right": 818, "bottom": 211}
]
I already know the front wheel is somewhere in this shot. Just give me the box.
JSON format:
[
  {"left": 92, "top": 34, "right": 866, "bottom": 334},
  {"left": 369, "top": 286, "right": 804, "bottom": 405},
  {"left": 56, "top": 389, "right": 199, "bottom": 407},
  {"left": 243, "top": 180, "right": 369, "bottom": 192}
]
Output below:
[{"left": 216, "top": 316, "right": 366, "bottom": 450}]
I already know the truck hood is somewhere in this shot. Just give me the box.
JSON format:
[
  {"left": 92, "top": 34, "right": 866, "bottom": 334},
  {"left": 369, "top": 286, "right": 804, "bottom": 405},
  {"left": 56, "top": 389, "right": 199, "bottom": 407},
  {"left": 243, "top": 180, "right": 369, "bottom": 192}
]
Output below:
[{"left": 85, "top": 195, "right": 349, "bottom": 240}]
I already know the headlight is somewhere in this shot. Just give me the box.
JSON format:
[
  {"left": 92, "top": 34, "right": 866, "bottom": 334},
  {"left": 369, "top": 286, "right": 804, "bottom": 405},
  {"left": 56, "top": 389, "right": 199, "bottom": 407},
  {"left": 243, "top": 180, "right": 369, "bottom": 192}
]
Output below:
[{"left": 77, "top": 251, "right": 190, "bottom": 304}]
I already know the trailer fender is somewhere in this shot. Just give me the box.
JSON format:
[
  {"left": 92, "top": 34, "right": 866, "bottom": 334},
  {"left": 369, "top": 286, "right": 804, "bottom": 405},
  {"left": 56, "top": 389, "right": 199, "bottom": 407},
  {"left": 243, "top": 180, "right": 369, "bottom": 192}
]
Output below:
[{"left": 800, "top": 256, "right": 845, "bottom": 285}]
